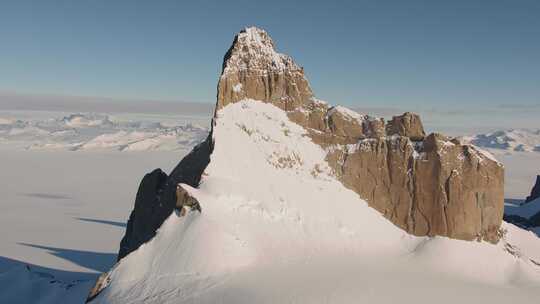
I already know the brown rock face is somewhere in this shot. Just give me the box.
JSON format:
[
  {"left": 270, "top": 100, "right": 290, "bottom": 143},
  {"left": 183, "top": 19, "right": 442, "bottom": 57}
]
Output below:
[
  {"left": 325, "top": 106, "right": 367, "bottom": 143},
  {"left": 217, "top": 27, "right": 313, "bottom": 112},
  {"left": 216, "top": 27, "right": 505, "bottom": 242},
  {"left": 387, "top": 112, "right": 426, "bottom": 141},
  {"left": 329, "top": 133, "right": 503, "bottom": 241}
]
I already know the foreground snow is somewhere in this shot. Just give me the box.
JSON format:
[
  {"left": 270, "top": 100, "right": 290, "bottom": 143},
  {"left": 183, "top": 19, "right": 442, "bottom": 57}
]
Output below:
[
  {"left": 0, "top": 149, "right": 188, "bottom": 303},
  {"left": 0, "top": 265, "right": 94, "bottom": 304},
  {"left": 92, "top": 100, "right": 540, "bottom": 303}
]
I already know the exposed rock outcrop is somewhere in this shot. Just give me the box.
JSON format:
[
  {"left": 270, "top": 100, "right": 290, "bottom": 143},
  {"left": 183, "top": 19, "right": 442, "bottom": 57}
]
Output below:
[
  {"left": 117, "top": 134, "right": 213, "bottom": 260},
  {"left": 215, "top": 26, "right": 504, "bottom": 242},
  {"left": 86, "top": 272, "right": 110, "bottom": 302},
  {"left": 217, "top": 27, "right": 312, "bottom": 111},
  {"left": 176, "top": 184, "right": 201, "bottom": 214},
  {"left": 526, "top": 175, "right": 540, "bottom": 203},
  {"left": 386, "top": 112, "right": 426, "bottom": 141}
]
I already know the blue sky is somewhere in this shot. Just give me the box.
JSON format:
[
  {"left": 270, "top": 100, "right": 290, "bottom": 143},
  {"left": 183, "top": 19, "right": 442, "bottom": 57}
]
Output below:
[{"left": 1, "top": 0, "right": 539, "bottom": 109}]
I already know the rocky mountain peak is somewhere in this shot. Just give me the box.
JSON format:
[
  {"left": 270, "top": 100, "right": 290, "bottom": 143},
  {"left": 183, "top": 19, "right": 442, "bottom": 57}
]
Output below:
[
  {"left": 83, "top": 27, "right": 538, "bottom": 304},
  {"left": 217, "top": 27, "right": 503, "bottom": 242},
  {"left": 221, "top": 27, "right": 299, "bottom": 74},
  {"left": 217, "top": 27, "right": 313, "bottom": 111},
  {"left": 116, "top": 27, "right": 505, "bottom": 268}
]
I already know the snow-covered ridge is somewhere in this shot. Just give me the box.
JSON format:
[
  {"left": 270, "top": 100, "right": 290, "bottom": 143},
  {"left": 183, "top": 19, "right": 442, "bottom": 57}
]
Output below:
[
  {"left": 464, "top": 129, "right": 540, "bottom": 153},
  {"left": 0, "top": 112, "right": 208, "bottom": 151}
]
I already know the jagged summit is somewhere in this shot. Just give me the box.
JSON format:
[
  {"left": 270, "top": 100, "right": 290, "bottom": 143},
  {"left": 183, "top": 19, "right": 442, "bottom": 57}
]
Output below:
[
  {"left": 221, "top": 27, "right": 300, "bottom": 74},
  {"left": 218, "top": 27, "right": 313, "bottom": 111}
]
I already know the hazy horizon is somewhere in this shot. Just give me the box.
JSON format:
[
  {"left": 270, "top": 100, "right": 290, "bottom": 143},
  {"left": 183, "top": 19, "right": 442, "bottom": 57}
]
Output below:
[{"left": 1, "top": 90, "right": 538, "bottom": 136}]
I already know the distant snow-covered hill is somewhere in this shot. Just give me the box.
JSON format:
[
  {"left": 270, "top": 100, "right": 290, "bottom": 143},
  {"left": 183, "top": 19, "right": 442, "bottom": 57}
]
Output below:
[
  {"left": 464, "top": 129, "right": 540, "bottom": 152},
  {"left": 0, "top": 112, "right": 208, "bottom": 152}
]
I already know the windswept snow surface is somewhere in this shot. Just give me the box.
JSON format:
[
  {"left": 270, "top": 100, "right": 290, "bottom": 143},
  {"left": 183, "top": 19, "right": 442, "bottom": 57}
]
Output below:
[
  {"left": 0, "top": 148, "right": 189, "bottom": 304},
  {"left": 0, "top": 265, "right": 94, "bottom": 304},
  {"left": 0, "top": 112, "right": 208, "bottom": 151},
  {"left": 93, "top": 100, "right": 540, "bottom": 304}
]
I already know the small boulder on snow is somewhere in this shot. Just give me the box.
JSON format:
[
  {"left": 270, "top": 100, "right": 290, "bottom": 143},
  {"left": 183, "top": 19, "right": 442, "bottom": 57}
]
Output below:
[{"left": 176, "top": 184, "right": 201, "bottom": 214}]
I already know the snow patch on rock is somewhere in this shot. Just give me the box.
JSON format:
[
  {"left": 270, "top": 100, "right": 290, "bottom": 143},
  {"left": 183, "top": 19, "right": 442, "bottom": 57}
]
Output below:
[{"left": 327, "top": 105, "right": 367, "bottom": 124}]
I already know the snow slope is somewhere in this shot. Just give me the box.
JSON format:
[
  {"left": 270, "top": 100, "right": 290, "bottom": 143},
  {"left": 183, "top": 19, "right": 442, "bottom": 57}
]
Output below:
[{"left": 92, "top": 100, "right": 540, "bottom": 304}]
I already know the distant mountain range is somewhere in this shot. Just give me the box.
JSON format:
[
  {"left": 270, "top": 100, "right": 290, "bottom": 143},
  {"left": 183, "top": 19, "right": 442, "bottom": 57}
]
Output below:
[
  {"left": 0, "top": 113, "right": 207, "bottom": 152},
  {"left": 463, "top": 129, "right": 540, "bottom": 152}
]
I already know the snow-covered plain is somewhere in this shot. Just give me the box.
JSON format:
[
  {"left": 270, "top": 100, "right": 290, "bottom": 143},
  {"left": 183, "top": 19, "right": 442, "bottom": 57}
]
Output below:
[
  {"left": 0, "top": 108, "right": 209, "bottom": 303},
  {"left": 1, "top": 104, "right": 539, "bottom": 303}
]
